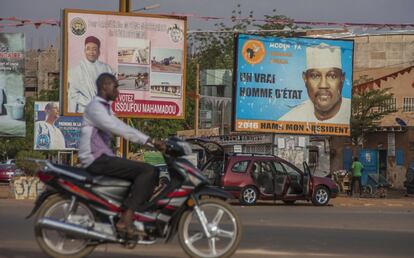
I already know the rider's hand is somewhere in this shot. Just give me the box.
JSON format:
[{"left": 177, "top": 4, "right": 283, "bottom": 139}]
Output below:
[{"left": 153, "top": 139, "right": 166, "bottom": 153}]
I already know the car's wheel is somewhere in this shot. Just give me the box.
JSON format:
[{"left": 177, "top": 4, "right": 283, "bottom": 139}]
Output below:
[
  {"left": 282, "top": 200, "right": 296, "bottom": 205},
  {"left": 239, "top": 186, "right": 258, "bottom": 205},
  {"left": 312, "top": 186, "right": 330, "bottom": 206}
]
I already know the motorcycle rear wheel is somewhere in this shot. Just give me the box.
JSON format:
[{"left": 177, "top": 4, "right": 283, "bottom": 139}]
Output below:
[
  {"left": 34, "top": 195, "right": 96, "bottom": 258},
  {"left": 178, "top": 198, "right": 242, "bottom": 258}
]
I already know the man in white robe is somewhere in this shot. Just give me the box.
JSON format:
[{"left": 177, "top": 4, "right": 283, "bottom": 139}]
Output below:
[
  {"left": 68, "top": 36, "right": 113, "bottom": 113},
  {"left": 279, "top": 43, "right": 351, "bottom": 124},
  {"left": 35, "top": 102, "right": 65, "bottom": 150}
]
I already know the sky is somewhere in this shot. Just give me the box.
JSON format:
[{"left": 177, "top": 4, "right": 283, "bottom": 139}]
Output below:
[{"left": 0, "top": 0, "right": 413, "bottom": 49}]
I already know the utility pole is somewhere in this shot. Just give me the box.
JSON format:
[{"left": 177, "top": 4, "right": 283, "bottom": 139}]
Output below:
[
  {"left": 119, "top": 0, "right": 131, "bottom": 12},
  {"left": 119, "top": 0, "right": 131, "bottom": 158},
  {"left": 195, "top": 64, "right": 200, "bottom": 136}
]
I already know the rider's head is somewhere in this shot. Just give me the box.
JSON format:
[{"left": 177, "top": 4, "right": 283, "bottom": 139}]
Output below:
[{"left": 96, "top": 73, "right": 119, "bottom": 101}]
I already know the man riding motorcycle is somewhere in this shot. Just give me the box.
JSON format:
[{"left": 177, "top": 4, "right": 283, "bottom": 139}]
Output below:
[{"left": 78, "top": 72, "right": 165, "bottom": 235}]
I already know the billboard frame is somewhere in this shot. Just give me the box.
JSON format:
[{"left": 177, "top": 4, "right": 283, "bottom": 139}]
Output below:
[
  {"left": 62, "top": 9, "right": 187, "bottom": 119},
  {"left": 231, "top": 33, "right": 355, "bottom": 136}
]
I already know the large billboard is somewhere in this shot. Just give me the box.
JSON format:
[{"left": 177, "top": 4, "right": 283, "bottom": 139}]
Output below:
[
  {"left": 34, "top": 101, "right": 82, "bottom": 150},
  {"left": 63, "top": 9, "right": 186, "bottom": 119},
  {"left": 0, "top": 33, "right": 25, "bottom": 137},
  {"left": 233, "top": 34, "right": 354, "bottom": 136}
]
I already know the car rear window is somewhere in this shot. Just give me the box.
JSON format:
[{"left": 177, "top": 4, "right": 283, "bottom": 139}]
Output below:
[
  {"left": 232, "top": 161, "right": 250, "bottom": 173},
  {"left": 0, "top": 164, "right": 15, "bottom": 170}
]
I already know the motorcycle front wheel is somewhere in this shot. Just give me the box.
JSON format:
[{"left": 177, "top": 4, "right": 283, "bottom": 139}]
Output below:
[
  {"left": 178, "top": 198, "right": 242, "bottom": 258},
  {"left": 34, "top": 195, "right": 96, "bottom": 258}
]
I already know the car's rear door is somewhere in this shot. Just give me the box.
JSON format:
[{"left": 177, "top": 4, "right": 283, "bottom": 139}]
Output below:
[{"left": 272, "top": 161, "right": 289, "bottom": 196}]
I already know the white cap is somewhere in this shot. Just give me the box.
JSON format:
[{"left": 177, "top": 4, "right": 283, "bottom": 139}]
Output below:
[{"left": 306, "top": 43, "right": 342, "bottom": 70}]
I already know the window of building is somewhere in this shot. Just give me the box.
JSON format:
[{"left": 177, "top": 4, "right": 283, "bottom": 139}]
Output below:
[
  {"left": 403, "top": 97, "right": 414, "bottom": 112},
  {"left": 379, "top": 98, "right": 397, "bottom": 112}
]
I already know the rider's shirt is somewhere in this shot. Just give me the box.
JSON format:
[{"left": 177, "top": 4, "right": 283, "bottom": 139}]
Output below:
[{"left": 78, "top": 96, "right": 149, "bottom": 167}]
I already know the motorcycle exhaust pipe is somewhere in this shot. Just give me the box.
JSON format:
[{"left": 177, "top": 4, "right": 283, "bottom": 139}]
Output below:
[{"left": 37, "top": 218, "right": 122, "bottom": 243}]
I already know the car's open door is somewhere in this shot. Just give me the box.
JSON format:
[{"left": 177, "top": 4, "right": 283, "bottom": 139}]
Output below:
[
  {"left": 186, "top": 138, "right": 225, "bottom": 168},
  {"left": 303, "top": 161, "right": 312, "bottom": 195}
]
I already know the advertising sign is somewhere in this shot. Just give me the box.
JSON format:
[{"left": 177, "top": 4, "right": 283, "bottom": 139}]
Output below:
[
  {"left": 0, "top": 33, "right": 25, "bottom": 137},
  {"left": 34, "top": 101, "right": 82, "bottom": 150},
  {"left": 233, "top": 34, "right": 354, "bottom": 136},
  {"left": 63, "top": 9, "right": 186, "bottom": 119}
]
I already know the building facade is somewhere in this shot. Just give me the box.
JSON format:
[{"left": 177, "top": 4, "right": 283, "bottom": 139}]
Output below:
[
  {"left": 331, "top": 34, "right": 414, "bottom": 188},
  {"left": 24, "top": 46, "right": 59, "bottom": 97}
]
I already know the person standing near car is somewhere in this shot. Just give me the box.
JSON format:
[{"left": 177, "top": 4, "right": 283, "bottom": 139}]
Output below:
[{"left": 351, "top": 157, "right": 364, "bottom": 197}]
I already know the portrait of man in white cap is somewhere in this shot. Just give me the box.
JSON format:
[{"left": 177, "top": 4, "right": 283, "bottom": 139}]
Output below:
[
  {"left": 34, "top": 102, "right": 65, "bottom": 150},
  {"left": 280, "top": 43, "right": 351, "bottom": 123},
  {"left": 68, "top": 36, "right": 114, "bottom": 113}
]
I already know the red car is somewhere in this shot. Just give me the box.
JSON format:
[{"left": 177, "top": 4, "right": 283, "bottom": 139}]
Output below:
[
  {"left": 190, "top": 139, "right": 338, "bottom": 206},
  {"left": 0, "top": 164, "right": 23, "bottom": 183}
]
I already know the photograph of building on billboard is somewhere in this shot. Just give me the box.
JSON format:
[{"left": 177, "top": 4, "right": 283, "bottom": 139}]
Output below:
[
  {"left": 63, "top": 9, "right": 186, "bottom": 118},
  {"left": 233, "top": 34, "right": 354, "bottom": 136},
  {"left": 34, "top": 101, "right": 82, "bottom": 150},
  {"left": 0, "top": 33, "right": 25, "bottom": 137}
]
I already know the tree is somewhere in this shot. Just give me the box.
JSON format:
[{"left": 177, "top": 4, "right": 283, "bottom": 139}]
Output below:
[
  {"left": 351, "top": 88, "right": 397, "bottom": 145},
  {"left": 185, "top": 5, "right": 299, "bottom": 133}
]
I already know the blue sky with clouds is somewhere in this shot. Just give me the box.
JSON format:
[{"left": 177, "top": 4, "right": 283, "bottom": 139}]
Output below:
[{"left": 0, "top": 0, "right": 413, "bottom": 49}]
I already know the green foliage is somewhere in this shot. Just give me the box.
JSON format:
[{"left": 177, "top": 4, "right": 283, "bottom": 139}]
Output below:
[
  {"left": 185, "top": 4, "right": 298, "bottom": 134},
  {"left": 351, "top": 88, "right": 397, "bottom": 145},
  {"left": 128, "top": 118, "right": 185, "bottom": 153},
  {"left": 143, "top": 151, "right": 165, "bottom": 165},
  {"left": 15, "top": 150, "right": 45, "bottom": 176}
]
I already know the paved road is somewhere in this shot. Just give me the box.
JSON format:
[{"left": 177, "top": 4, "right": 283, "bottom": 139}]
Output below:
[{"left": 0, "top": 198, "right": 413, "bottom": 258}]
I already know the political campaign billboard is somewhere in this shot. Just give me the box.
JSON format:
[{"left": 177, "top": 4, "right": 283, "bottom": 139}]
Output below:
[
  {"left": 0, "top": 33, "right": 25, "bottom": 137},
  {"left": 63, "top": 9, "right": 186, "bottom": 119},
  {"left": 233, "top": 34, "right": 354, "bottom": 136},
  {"left": 34, "top": 101, "right": 82, "bottom": 150}
]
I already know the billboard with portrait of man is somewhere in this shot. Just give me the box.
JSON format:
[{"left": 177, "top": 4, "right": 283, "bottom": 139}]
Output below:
[
  {"left": 233, "top": 34, "right": 354, "bottom": 136},
  {"left": 34, "top": 101, "right": 82, "bottom": 150},
  {"left": 63, "top": 9, "right": 186, "bottom": 119}
]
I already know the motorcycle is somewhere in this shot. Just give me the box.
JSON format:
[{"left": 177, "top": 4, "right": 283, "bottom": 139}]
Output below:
[{"left": 27, "top": 137, "right": 242, "bottom": 258}]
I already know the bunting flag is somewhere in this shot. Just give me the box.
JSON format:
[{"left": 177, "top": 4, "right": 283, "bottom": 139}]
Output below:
[
  {"left": 353, "top": 65, "right": 414, "bottom": 94},
  {"left": 0, "top": 17, "right": 60, "bottom": 30},
  {"left": 1, "top": 14, "right": 414, "bottom": 31}
]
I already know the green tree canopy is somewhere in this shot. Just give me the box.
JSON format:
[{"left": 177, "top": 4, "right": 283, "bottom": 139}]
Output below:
[{"left": 351, "top": 88, "right": 397, "bottom": 145}]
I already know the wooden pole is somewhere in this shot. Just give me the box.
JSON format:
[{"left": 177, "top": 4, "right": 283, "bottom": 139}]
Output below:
[
  {"left": 119, "top": 0, "right": 131, "bottom": 158},
  {"left": 195, "top": 64, "right": 200, "bottom": 137},
  {"left": 119, "top": 0, "right": 131, "bottom": 12}
]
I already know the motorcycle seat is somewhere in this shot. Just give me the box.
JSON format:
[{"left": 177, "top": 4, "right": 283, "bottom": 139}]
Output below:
[
  {"left": 52, "top": 164, "right": 131, "bottom": 187},
  {"left": 92, "top": 176, "right": 131, "bottom": 187}
]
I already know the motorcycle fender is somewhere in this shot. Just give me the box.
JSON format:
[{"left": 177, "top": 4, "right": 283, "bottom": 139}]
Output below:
[
  {"left": 26, "top": 188, "right": 59, "bottom": 219},
  {"left": 194, "top": 185, "right": 234, "bottom": 200}
]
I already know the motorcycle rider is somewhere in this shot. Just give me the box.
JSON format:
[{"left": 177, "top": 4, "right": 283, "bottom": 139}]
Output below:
[{"left": 78, "top": 72, "right": 165, "bottom": 234}]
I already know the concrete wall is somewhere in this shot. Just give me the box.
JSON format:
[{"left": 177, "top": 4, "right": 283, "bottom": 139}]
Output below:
[
  {"left": 330, "top": 127, "right": 414, "bottom": 189},
  {"left": 273, "top": 135, "right": 309, "bottom": 169},
  {"left": 24, "top": 46, "right": 59, "bottom": 95},
  {"left": 353, "top": 34, "right": 414, "bottom": 70}
]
